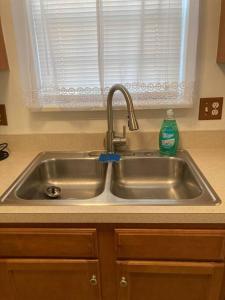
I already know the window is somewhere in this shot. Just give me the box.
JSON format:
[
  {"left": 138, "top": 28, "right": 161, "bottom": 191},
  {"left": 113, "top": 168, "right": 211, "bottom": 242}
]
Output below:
[{"left": 11, "top": 0, "right": 199, "bottom": 110}]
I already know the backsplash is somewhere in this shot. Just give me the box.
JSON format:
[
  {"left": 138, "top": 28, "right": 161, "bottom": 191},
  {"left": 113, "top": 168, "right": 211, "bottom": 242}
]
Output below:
[{"left": 1, "top": 131, "right": 225, "bottom": 152}]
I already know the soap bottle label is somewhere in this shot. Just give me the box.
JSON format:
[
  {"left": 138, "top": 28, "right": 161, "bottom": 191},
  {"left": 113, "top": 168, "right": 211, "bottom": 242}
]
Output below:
[
  {"left": 161, "top": 131, "right": 175, "bottom": 149},
  {"left": 161, "top": 138, "right": 175, "bottom": 148}
]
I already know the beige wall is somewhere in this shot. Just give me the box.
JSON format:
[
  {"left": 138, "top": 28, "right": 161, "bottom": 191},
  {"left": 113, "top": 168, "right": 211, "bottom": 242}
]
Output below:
[{"left": 0, "top": 0, "right": 225, "bottom": 134}]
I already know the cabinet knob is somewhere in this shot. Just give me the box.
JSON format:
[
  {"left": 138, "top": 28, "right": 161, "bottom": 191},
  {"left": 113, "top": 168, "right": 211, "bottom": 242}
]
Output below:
[
  {"left": 120, "top": 276, "right": 128, "bottom": 288},
  {"left": 90, "top": 274, "right": 98, "bottom": 286}
]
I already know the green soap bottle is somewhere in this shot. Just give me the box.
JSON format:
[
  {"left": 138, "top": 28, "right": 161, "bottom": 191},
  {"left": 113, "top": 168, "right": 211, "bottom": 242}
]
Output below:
[{"left": 159, "top": 109, "right": 179, "bottom": 156}]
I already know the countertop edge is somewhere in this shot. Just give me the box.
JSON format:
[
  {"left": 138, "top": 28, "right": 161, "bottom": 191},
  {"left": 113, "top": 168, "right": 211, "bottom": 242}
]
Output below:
[{"left": 1, "top": 212, "right": 225, "bottom": 224}]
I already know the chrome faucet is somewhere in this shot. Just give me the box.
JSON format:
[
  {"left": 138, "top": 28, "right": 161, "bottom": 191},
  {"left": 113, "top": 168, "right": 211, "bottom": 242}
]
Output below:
[{"left": 106, "top": 84, "right": 139, "bottom": 153}]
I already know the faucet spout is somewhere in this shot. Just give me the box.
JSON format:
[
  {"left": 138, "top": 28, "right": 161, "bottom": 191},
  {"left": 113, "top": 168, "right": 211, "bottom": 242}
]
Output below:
[
  {"left": 128, "top": 110, "right": 139, "bottom": 131},
  {"left": 106, "top": 84, "right": 139, "bottom": 153}
]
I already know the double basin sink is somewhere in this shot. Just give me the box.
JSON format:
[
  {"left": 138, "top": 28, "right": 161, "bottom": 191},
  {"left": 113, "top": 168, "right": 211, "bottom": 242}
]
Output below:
[{"left": 0, "top": 150, "right": 221, "bottom": 206}]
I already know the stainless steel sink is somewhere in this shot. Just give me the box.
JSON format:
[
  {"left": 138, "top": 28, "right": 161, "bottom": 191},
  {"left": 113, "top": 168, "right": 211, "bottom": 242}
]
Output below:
[
  {"left": 111, "top": 156, "right": 202, "bottom": 200},
  {"left": 0, "top": 150, "right": 221, "bottom": 206},
  {"left": 18, "top": 158, "right": 107, "bottom": 200},
  {"left": 1, "top": 152, "right": 107, "bottom": 205},
  {"left": 110, "top": 151, "right": 217, "bottom": 205}
]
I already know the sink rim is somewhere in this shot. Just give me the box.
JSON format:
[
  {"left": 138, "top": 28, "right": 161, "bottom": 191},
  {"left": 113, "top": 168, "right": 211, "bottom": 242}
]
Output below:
[{"left": 0, "top": 150, "right": 221, "bottom": 206}]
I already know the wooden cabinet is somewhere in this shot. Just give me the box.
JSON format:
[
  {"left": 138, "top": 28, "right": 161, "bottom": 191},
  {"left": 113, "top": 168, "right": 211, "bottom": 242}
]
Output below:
[
  {"left": 0, "top": 259, "right": 101, "bottom": 300},
  {"left": 0, "top": 228, "right": 101, "bottom": 300},
  {"left": 116, "top": 261, "right": 224, "bottom": 300},
  {"left": 218, "top": 0, "right": 225, "bottom": 63},
  {"left": 0, "top": 228, "right": 98, "bottom": 258},
  {"left": 0, "top": 18, "right": 8, "bottom": 70},
  {"left": 115, "top": 229, "right": 225, "bottom": 261},
  {"left": 0, "top": 227, "right": 225, "bottom": 300},
  {"left": 115, "top": 229, "right": 225, "bottom": 300}
]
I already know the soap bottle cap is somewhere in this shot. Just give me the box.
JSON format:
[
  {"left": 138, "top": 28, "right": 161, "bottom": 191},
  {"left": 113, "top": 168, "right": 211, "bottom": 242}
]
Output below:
[{"left": 167, "top": 109, "right": 174, "bottom": 119}]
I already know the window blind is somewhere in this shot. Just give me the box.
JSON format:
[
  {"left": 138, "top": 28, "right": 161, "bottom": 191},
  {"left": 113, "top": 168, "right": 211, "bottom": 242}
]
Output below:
[{"left": 11, "top": 0, "right": 199, "bottom": 110}]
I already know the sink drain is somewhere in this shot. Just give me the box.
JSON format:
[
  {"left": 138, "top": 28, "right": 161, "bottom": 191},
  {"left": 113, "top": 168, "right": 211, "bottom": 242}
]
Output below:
[{"left": 45, "top": 186, "right": 61, "bottom": 199}]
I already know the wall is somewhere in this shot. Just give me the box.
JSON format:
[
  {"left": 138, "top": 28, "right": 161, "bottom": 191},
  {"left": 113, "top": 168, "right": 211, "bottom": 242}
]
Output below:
[{"left": 0, "top": 0, "right": 225, "bottom": 134}]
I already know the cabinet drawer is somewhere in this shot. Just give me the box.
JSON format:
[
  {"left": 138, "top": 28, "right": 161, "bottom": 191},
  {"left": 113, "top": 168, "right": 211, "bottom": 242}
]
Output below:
[
  {"left": 115, "top": 229, "right": 225, "bottom": 261},
  {"left": 0, "top": 228, "right": 98, "bottom": 258}
]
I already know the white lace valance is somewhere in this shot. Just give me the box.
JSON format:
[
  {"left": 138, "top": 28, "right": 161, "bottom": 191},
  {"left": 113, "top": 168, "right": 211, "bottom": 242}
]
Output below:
[{"left": 11, "top": 0, "right": 199, "bottom": 110}]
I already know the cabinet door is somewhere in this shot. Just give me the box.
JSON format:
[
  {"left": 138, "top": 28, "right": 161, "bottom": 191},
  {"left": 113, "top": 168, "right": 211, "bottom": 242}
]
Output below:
[
  {"left": 117, "top": 261, "right": 224, "bottom": 300},
  {"left": 0, "top": 259, "right": 101, "bottom": 300}
]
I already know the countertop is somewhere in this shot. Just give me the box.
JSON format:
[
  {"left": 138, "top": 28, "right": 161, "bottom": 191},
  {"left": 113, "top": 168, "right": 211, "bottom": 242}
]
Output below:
[{"left": 1, "top": 146, "right": 225, "bottom": 224}]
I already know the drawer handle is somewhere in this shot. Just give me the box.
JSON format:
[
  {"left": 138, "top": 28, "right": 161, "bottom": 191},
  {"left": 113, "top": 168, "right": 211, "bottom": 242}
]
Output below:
[
  {"left": 90, "top": 275, "right": 98, "bottom": 286},
  {"left": 120, "top": 276, "right": 128, "bottom": 288}
]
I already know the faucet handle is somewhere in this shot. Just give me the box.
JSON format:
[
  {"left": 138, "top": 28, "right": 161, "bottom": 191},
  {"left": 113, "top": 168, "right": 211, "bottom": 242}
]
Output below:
[{"left": 112, "top": 125, "right": 127, "bottom": 151}]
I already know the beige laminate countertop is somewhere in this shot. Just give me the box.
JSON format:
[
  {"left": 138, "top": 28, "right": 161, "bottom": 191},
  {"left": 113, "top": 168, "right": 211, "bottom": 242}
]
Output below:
[{"left": 0, "top": 148, "right": 225, "bottom": 224}]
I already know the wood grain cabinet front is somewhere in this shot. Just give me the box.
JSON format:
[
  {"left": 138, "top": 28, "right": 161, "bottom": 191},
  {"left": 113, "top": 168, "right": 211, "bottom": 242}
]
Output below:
[
  {"left": 1, "top": 226, "right": 225, "bottom": 300},
  {"left": 117, "top": 261, "right": 224, "bottom": 300},
  {"left": 218, "top": 0, "right": 225, "bottom": 63},
  {"left": 0, "top": 259, "right": 101, "bottom": 300},
  {"left": 0, "top": 18, "right": 8, "bottom": 70},
  {"left": 115, "top": 229, "right": 225, "bottom": 261},
  {"left": 0, "top": 228, "right": 98, "bottom": 258}
]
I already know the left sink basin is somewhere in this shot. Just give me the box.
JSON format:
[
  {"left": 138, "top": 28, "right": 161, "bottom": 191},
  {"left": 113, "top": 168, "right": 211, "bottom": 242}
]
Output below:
[{"left": 1, "top": 152, "right": 107, "bottom": 204}]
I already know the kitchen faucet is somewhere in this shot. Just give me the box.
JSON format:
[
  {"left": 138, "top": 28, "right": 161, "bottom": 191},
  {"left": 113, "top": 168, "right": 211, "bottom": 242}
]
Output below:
[{"left": 106, "top": 84, "right": 139, "bottom": 153}]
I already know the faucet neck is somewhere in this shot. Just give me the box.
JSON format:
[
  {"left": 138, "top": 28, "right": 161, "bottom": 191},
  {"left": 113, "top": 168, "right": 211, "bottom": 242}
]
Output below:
[
  {"left": 106, "top": 84, "right": 139, "bottom": 152},
  {"left": 107, "top": 84, "right": 133, "bottom": 130}
]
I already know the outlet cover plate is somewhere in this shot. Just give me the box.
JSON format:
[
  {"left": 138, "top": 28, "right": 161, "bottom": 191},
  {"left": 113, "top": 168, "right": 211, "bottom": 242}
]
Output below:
[
  {"left": 0, "top": 104, "right": 8, "bottom": 125},
  {"left": 199, "top": 97, "right": 223, "bottom": 120}
]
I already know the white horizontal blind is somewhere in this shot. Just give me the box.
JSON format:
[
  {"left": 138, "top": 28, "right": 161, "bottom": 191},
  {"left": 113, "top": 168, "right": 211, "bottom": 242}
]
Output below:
[
  {"left": 103, "top": 0, "right": 185, "bottom": 107},
  {"left": 11, "top": 0, "right": 199, "bottom": 110}
]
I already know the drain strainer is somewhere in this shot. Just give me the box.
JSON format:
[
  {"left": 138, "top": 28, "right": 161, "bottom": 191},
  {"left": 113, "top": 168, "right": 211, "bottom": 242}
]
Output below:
[{"left": 45, "top": 186, "right": 61, "bottom": 199}]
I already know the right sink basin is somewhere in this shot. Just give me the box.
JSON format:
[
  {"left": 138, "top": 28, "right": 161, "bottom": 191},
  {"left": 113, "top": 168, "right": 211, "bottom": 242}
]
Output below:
[{"left": 111, "top": 151, "right": 221, "bottom": 205}]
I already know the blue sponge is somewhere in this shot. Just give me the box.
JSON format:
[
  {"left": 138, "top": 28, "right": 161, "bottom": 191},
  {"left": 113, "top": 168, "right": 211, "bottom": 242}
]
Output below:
[{"left": 98, "top": 153, "right": 121, "bottom": 163}]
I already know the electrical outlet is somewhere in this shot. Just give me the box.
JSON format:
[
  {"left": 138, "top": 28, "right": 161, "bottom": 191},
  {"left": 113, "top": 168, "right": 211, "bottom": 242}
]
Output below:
[
  {"left": 198, "top": 98, "right": 223, "bottom": 120},
  {"left": 0, "top": 104, "right": 8, "bottom": 125}
]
